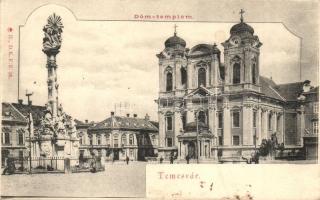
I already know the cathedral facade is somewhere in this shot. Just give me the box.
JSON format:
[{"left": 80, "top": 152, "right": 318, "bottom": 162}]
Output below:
[{"left": 156, "top": 15, "right": 317, "bottom": 161}]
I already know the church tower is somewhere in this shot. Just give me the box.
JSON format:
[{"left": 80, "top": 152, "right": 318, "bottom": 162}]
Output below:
[
  {"left": 156, "top": 25, "right": 188, "bottom": 158},
  {"left": 222, "top": 9, "right": 262, "bottom": 92}
]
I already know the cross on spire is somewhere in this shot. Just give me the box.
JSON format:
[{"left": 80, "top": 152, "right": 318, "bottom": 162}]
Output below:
[
  {"left": 174, "top": 24, "right": 178, "bottom": 36},
  {"left": 239, "top": 9, "right": 245, "bottom": 22}
]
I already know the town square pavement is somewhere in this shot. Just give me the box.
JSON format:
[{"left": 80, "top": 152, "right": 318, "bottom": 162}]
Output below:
[{"left": 1, "top": 162, "right": 146, "bottom": 198}]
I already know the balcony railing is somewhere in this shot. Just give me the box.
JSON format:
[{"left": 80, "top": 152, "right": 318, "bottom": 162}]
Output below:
[{"left": 225, "top": 83, "right": 261, "bottom": 92}]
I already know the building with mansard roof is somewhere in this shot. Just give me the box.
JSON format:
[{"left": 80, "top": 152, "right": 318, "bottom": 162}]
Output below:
[
  {"left": 79, "top": 112, "right": 159, "bottom": 161},
  {"left": 156, "top": 14, "right": 318, "bottom": 161}
]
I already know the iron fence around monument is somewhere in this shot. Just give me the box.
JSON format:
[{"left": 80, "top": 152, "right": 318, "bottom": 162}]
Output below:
[
  {"left": 6, "top": 156, "right": 103, "bottom": 174},
  {"left": 10, "top": 156, "right": 66, "bottom": 173},
  {"left": 30, "top": 156, "right": 65, "bottom": 172}
]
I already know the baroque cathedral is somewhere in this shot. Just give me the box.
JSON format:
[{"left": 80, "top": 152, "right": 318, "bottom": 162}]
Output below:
[{"left": 156, "top": 12, "right": 318, "bottom": 161}]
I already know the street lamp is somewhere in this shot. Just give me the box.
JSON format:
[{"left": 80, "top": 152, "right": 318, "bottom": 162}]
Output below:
[{"left": 26, "top": 90, "right": 33, "bottom": 173}]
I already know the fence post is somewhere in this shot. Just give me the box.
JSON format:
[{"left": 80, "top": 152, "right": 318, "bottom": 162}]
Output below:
[{"left": 64, "top": 158, "right": 71, "bottom": 173}]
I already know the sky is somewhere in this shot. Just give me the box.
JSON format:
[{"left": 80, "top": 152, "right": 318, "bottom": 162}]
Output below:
[{"left": 3, "top": 5, "right": 301, "bottom": 122}]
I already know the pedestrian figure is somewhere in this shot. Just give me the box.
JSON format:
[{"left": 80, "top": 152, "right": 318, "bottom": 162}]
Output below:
[
  {"left": 90, "top": 153, "right": 97, "bottom": 173},
  {"left": 186, "top": 155, "right": 190, "bottom": 164},
  {"left": 170, "top": 155, "right": 174, "bottom": 164},
  {"left": 126, "top": 156, "right": 129, "bottom": 165},
  {"left": 2, "top": 155, "right": 15, "bottom": 175},
  {"left": 159, "top": 156, "right": 163, "bottom": 164}
]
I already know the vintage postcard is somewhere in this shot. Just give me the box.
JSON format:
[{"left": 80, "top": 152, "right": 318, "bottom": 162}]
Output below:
[{"left": 0, "top": 0, "right": 319, "bottom": 199}]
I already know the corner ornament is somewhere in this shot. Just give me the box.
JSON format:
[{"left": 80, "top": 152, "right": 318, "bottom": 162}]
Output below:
[{"left": 42, "top": 13, "right": 64, "bottom": 55}]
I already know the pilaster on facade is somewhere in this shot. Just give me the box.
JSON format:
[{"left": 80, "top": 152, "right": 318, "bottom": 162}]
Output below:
[
  {"left": 272, "top": 111, "right": 277, "bottom": 135},
  {"left": 174, "top": 111, "right": 182, "bottom": 146},
  {"left": 277, "top": 112, "right": 284, "bottom": 144},
  {"left": 256, "top": 108, "right": 262, "bottom": 145},
  {"left": 208, "top": 105, "right": 217, "bottom": 139},
  {"left": 223, "top": 97, "right": 231, "bottom": 146},
  {"left": 261, "top": 109, "right": 268, "bottom": 140},
  {"left": 158, "top": 112, "right": 165, "bottom": 147},
  {"left": 242, "top": 103, "right": 253, "bottom": 145}
]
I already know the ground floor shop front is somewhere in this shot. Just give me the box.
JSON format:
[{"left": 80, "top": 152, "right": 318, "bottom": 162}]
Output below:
[{"left": 79, "top": 146, "right": 157, "bottom": 161}]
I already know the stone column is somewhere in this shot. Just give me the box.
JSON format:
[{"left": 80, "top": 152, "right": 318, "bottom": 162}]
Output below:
[
  {"left": 223, "top": 97, "right": 231, "bottom": 146},
  {"left": 174, "top": 111, "right": 182, "bottom": 146},
  {"left": 243, "top": 104, "right": 253, "bottom": 145},
  {"left": 272, "top": 112, "right": 277, "bottom": 135},
  {"left": 158, "top": 112, "right": 166, "bottom": 147},
  {"left": 211, "top": 54, "right": 220, "bottom": 87},
  {"left": 261, "top": 109, "right": 268, "bottom": 140},
  {"left": 257, "top": 108, "right": 262, "bottom": 145},
  {"left": 187, "top": 62, "right": 193, "bottom": 89},
  {"left": 277, "top": 113, "right": 284, "bottom": 144},
  {"left": 208, "top": 105, "right": 217, "bottom": 136}
]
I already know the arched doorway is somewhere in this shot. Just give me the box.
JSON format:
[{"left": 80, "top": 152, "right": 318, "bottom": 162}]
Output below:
[{"left": 187, "top": 142, "right": 196, "bottom": 159}]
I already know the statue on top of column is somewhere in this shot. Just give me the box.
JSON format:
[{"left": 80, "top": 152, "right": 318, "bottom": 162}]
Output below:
[{"left": 42, "top": 13, "right": 64, "bottom": 54}]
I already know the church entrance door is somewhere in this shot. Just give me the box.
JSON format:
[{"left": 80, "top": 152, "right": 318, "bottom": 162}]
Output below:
[{"left": 187, "top": 142, "right": 196, "bottom": 159}]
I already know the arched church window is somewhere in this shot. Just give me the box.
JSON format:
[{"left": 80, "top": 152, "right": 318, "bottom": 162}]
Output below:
[
  {"left": 198, "top": 68, "right": 206, "bottom": 87},
  {"left": 166, "top": 115, "right": 173, "bottom": 131},
  {"left": 198, "top": 111, "right": 206, "bottom": 124},
  {"left": 166, "top": 72, "right": 173, "bottom": 91},
  {"left": 18, "top": 132, "right": 24, "bottom": 145},
  {"left": 233, "top": 63, "right": 241, "bottom": 84},
  {"left": 252, "top": 63, "right": 256, "bottom": 84},
  {"left": 181, "top": 67, "right": 187, "bottom": 85},
  {"left": 232, "top": 110, "right": 240, "bottom": 128}
]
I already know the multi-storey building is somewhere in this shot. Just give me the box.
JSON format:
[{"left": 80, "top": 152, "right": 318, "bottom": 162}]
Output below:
[
  {"left": 1, "top": 102, "right": 27, "bottom": 166},
  {"left": 156, "top": 15, "right": 318, "bottom": 161},
  {"left": 1, "top": 100, "right": 46, "bottom": 165},
  {"left": 77, "top": 112, "right": 159, "bottom": 161}
]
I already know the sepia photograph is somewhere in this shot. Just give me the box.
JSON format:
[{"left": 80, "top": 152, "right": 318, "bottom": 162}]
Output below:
[{"left": 1, "top": 0, "right": 319, "bottom": 199}]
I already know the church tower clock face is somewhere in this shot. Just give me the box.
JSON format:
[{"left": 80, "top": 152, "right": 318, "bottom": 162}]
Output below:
[{"left": 230, "top": 36, "right": 241, "bottom": 46}]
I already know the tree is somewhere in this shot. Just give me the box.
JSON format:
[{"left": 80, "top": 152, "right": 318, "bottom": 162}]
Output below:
[{"left": 258, "top": 133, "right": 282, "bottom": 158}]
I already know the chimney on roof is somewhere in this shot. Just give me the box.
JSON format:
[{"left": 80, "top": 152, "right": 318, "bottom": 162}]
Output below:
[
  {"left": 85, "top": 119, "right": 88, "bottom": 124},
  {"left": 111, "top": 111, "right": 115, "bottom": 116},
  {"left": 28, "top": 100, "right": 32, "bottom": 106},
  {"left": 18, "top": 99, "right": 23, "bottom": 104},
  {"left": 133, "top": 114, "right": 137, "bottom": 118},
  {"left": 126, "top": 113, "right": 130, "bottom": 117},
  {"left": 145, "top": 113, "right": 150, "bottom": 121}
]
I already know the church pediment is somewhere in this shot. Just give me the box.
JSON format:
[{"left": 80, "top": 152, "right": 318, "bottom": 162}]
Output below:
[{"left": 185, "top": 86, "right": 213, "bottom": 98}]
